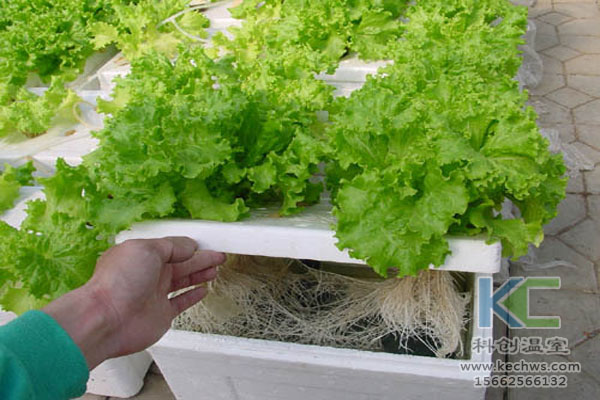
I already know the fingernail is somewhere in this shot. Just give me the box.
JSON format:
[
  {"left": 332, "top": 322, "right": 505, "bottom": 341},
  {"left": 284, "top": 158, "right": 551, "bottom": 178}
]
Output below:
[{"left": 186, "top": 238, "right": 199, "bottom": 251}]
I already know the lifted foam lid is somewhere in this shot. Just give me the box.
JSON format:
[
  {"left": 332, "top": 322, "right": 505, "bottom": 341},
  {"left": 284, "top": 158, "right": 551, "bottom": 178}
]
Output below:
[
  {"left": 4, "top": 189, "right": 501, "bottom": 274},
  {"left": 116, "top": 200, "right": 502, "bottom": 274}
]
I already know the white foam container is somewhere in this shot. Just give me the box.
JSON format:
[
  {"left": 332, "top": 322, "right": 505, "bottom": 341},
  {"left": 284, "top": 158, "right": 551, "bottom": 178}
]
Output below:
[
  {"left": 116, "top": 201, "right": 499, "bottom": 398},
  {"left": 0, "top": 189, "right": 153, "bottom": 398},
  {"left": 149, "top": 272, "right": 491, "bottom": 400}
]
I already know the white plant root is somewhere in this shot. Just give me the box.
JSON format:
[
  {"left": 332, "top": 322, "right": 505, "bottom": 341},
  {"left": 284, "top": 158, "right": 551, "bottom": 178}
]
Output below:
[{"left": 175, "top": 255, "right": 470, "bottom": 358}]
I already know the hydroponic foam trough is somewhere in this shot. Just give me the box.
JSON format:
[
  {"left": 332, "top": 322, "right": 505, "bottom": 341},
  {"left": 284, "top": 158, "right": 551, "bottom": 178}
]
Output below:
[{"left": 149, "top": 271, "right": 491, "bottom": 400}]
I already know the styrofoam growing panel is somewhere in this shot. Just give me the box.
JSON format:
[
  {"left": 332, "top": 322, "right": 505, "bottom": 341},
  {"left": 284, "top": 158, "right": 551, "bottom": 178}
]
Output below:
[
  {"left": 151, "top": 273, "right": 491, "bottom": 400},
  {"left": 31, "top": 134, "right": 99, "bottom": 172},
  {"left": 96, "top": 1, "right": 392, "bottom": 92},
  {"left": 97, "top": 53, "right": 132, "bottom": 92},
  {"left": 98, "top": 51, "right": 390, "bottom": 94},
  {"left": 0, "top": 90, "right": 108, "bottom": 171},
  {"left": 0, "top": 187, "right": 44, "bottom": 228},
  {"left": 0, "top": 310, "right": 17, "bottom": 326},
  {"left": 69, "top": 47, "right": 120, "bottom": 91},
  {"left": 96, "top": 0, "right": 539, "bottom": 93},
  {"left": 116, "top": 199, "right": 502, "bottom": 274},
  {"left": 22, "top": 47, "right": 117, "bottom": 91},
  {"left": 97, "top": 1, "right": 243, "bottom": 91},
  {"left": 0, "top": 188, "right": 152, "bottom": 398},
  {"left": 201, "top": 0, "right": 242, "bottom": 32},
  {"left": 31, "top": 90, "right": 108, "bottom": 174}
]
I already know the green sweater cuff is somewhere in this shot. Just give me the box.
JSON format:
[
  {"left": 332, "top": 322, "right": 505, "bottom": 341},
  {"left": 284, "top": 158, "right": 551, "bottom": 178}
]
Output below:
[{"left": 0, "top": 310, "right": 89, "bottom": 399}]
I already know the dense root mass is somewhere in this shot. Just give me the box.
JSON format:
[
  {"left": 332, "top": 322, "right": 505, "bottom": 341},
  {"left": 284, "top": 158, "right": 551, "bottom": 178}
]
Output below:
[{"left": 174, "top": 255, "right": 470, "bottom": 358}]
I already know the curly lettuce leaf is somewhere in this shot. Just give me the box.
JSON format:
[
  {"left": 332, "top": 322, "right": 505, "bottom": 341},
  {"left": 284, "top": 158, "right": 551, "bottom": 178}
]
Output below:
[
  {"left": 0, "top": 0, "right": 112, "bottom": 87},
  {"left": 0, "top": 79, "right": 81, "bottom": 138},
  {"left": 0, "top": 204, "right": 109, "bottom": 307},
  {"left": 90, "top": 0, "right": 209, "bottom": 60},
  {"left": 328, "top": 0, "right": 566, "bottom": 277},
  {"left": 0, "top": 162, "right": 34, "bottom": 213},
  {"left": 91, "top": 46, "right": 329, "bottom": 221},
  {"left": 0, "top": 0, "right": 115, "bottom": 138}
]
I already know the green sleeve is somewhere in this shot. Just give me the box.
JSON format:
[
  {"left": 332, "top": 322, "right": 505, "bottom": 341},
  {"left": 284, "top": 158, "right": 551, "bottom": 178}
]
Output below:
[{"left": 0, "top": 310, "right": 89, "bottom": 400}]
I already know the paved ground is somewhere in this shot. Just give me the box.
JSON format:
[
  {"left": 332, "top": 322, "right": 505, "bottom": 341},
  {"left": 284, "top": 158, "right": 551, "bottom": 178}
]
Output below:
[
  {"left": 80, "top": 1, "right": 600, "bottom": 399},
  {"left": 501, "top": 0, "right": 600, "bottom": 399}
]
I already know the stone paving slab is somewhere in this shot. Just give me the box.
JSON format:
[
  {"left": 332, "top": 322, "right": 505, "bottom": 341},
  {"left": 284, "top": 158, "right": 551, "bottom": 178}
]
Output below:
[
  {"left": 546, "top": 86, "right": 593, "bottom": 107},
  {"left": 574, "top": 99, "right": 600, "bottom": 124},
  {"left": 507, "top": 353, "right": 600, "bottom": 400},
  {"left": 509, "top": 289, "right": 600, "bottom": 344},
  {"left": 549, "top": 122, "right": 577, "bottom": 142},
  {"left": 584, "top": 168, "right": 600, "bottom": 193},
  {"left": 566, "top": 172, "right": 585, "bottom": 192},
  {"left": 529, "top": 73, "right": 566, "bottom": 96},
  {"left": 559, "top": 18, "right": 600, "bottom": 36},
  {"left": 560, "top": 218, "right": 600, "bottom": 261},
  {"left": 512, "top": 238, "right": 597, "bottom": 291},
  {"left": 569, "top": 75, "right": 600, "bottom": 97},
  {"left": 511, "top": 1, "right": 600, "bottom": 383},
  {"left": 570, "top": 335, "right": 600, "bottom": 378},
  {"left": 554, "top": 2, "right": 600, "bottom": 17},
  {"left": 577, "top": 124, "right": 600, "bottom": 147},
  {"left": 566, "top": 55, "right": 600, "bottom": 75},
  {"left": 536, "top": 33, "right": 561, "bottom": 51},
  {"left": 544, "top": 194, "right": 587, "bottom": 235},
  {"left": 561, "top": 34, "right": 600, "bottom": 53}
]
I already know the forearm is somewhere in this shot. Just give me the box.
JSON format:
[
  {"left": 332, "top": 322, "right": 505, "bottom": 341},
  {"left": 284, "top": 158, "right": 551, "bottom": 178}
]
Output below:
[{"left": 43, "top": 284, "right": 118, "bottom": 370}]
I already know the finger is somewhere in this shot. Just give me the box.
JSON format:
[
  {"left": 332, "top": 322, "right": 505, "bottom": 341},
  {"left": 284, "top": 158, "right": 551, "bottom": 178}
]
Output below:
[
  {"left": 149, "top": 237, "right": 198, "bottom": 264},
  {"left": 170, "top": 267, "right": 218, "bottom": 293},
  {"left": 171, "top": 286, "right": 208, "bottom": 316},
  {"left": 171, "top": 250, "right": 225, "bottom": 281}
]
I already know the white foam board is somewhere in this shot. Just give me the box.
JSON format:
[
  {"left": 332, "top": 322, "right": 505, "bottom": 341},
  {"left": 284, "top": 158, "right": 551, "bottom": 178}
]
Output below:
[
  {"left": 151, "top": 273, "right": 491, "bottom": 400},
  {"left": 22, "top": 47, "right": 117, "bottom": 91},
  {"left": 315, "top": 57, "right": 392, "bottom": 83},
  {"left": 31, "top": 90, "right": 107, "bottom": 172},
  {"left": 201, "top": 0, "right": 242, "bottom": 32},
  {"left": 98, "top": 51, "right": 390, "bottom": 94},
  {"left": 97, "top": 53, "right": 132, "bottom": 92},
  {"left": 116, "top": 200, "right": 502, "bottom": 274},
  {"left": 0, "top": 91, "right": 108, "bottom": 170},
  {"left": 0, "top": 187, "right": 45, "bottom": 228}
]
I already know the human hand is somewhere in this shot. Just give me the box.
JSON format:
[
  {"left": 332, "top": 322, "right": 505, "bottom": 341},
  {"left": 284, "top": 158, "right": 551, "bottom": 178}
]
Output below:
[{"left": 43, "top": 237, "right": 224, "bottom": 369}]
